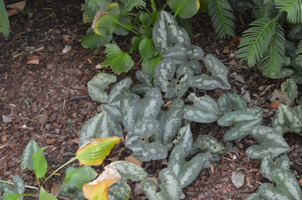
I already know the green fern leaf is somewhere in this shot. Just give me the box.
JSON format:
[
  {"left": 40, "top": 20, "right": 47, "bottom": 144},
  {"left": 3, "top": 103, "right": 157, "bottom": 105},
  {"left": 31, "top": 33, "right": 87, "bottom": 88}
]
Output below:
[
  {"left": 237, "top": 18, "right": 276, "bottom": 67},
  {"left": 275, "top": 0, "right": 302, "bottom": 23},
  {"left": 0, "top": 0, "right": 9, "bottom": 38},
  {"left": 208, "top": 0, "right": 235, "bottom": 38},
  {"left": 254, "top": 1, "right": 278, "bottom": 19},
  {"left": 86, "top": 0, "right": 111, "bottom": 11},
  {"left": 121, "top": 0, "right": 146, "bottom": 11},
  {"left": 259, "top": 22, "right": 285, "bottom": 76}
]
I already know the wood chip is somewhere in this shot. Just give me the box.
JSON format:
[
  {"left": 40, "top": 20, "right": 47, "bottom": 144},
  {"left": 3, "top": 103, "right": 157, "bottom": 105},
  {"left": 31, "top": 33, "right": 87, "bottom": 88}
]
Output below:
[{"left": 27, "top": 56, "right": 40, "bottom": 65}]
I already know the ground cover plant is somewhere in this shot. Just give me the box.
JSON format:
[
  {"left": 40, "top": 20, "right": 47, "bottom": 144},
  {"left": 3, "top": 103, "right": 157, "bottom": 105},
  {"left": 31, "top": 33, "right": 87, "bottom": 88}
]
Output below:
[{"left": 1, "top": 9, "right": 302, "bottom": 200}]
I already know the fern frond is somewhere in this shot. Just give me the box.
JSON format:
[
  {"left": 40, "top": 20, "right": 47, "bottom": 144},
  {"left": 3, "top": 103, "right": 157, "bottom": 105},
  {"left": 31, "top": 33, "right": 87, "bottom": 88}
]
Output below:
[
  {"left": 208, "top": 0, "right": 235, "bottom": 39},
  {"left": 275, "top": 0, "right": 302, "bottom": 23},
  {"left": 200, "top": 0, "right": 210, "bottom": 13},
  {"left": 121, "top": 0, "right": 146, "bottom": 11},
  {"left": 237, "top": 18, "right": 277, "bottom": 67},
  {"left": 85, "top": 0, "right": 111, "bottom": 11},
  {"left": 254, "top": 1, "right": 278, "bottom": 19},
  {"left": 0, "top": 0, "right": 9, "bottom": 38},
  {"left": 259, "top": 22, "right": 285, "bottom": 76}
]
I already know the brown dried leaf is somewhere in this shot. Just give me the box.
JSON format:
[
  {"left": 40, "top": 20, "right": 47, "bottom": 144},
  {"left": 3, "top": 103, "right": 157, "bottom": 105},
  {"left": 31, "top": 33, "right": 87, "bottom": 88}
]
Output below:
[
  {"left": 248, "top": 168, "right": 259, "bottom": 173},
  {"left": 7, "top": 9, "right": 19, "bottom": 17},
  {"left": 7, "top": 1, "right": 26, "bottom": 11},
  {"left": 27, "top": 56, "right": 39, "bottom": 65},
  {"left": 299, "top": 178, "right": 302, "bottom": 186},
  {"left": 270, "top": 101, "right": 280, "bottom": 109},
  {"left": 108, "top": 155, "right": 119, "bottom": 162},
  {"left": 50, "top": 182, "right": 61, "bottom": 198},
  {"left": 223, "top": 46, "right": 230, "bottom": 54},
  {"left": 125, "top": 154, "right": 143, "bottom": 167},
  {"left": 233, "top": 36, "right": 243, "bottom": 46}
]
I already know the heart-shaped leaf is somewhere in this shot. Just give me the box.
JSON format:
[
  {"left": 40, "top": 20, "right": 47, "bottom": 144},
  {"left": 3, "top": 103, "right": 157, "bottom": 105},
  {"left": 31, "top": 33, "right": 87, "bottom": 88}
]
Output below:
[
  {"left": 62, "top": 166, "right": 97, "bottom": 189},
  {"left": 169, "top": 125, "right": 193, "bottom": 156},
  {"left": 281, "top": 79, "right": 298, "bottom": 100},
  {"left": 125, "top": 117, "right": 168, "bottom": 161},
  {"left": 0, "top": 176, "right": 25, "bottom": 198},
  {"left": 168, "top": 0, "right": 200, "bottom": 19},
  {"left": 121, "top": 88, "right": 162, "bottom": 131},
  {"left": 153, "top": 11, "right": 190, "bottom": 55},
  {"left": 217, "top": 93, "right": 247, "bottom": 116},
  {"left": 87, "top": 73, "right": 117, "bottom": 103},
  {"left": 142, "top": 168, "right": 182, "bottom": 200},
  {"left": 20, "top": 140, "right": 40, "bottom": 170},
  {"left": 108, "top": 78, "right": 132, "bottom": 108},
  {"left": 184, "top": 93, "right": 219, "bottom": 123},
  {"left": 246, "top": 126, "right": 290, "bottom": 159},
  {"left": 260, "top": 153, "right": 290, "bottom": 181},
  {"left": 131, "top": 70, "right": 154, "bottom": 94},
  {"left": 196, "top": 134, "right": 225, "bottom": 154},
  {"left": 187, "top": 54, "right": 231, "bottom": 90},
  {"left": 168, "top": 145, "right": 211, "bottom": 188},
  {"left": 32, "top": 147, "right": 48, "bottom": 178}
]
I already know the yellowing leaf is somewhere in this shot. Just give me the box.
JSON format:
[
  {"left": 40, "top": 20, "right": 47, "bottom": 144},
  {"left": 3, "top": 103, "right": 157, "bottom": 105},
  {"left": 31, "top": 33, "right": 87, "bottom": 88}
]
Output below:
[
  {"left": 83, "top": 166, "right": 121, "bottom": 200},
  {"left": 76, "top": 137, "right": 121, "bottom": 166}
]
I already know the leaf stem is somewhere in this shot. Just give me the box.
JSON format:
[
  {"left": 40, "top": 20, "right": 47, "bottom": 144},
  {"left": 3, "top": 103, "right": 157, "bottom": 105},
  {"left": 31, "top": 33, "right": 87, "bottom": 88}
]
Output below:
[
  {"left": 0, "top": 180, "right": 38, "bottom": 190},
  {"left": 144, "top": 7, "right": 152, "bottom": 16}
]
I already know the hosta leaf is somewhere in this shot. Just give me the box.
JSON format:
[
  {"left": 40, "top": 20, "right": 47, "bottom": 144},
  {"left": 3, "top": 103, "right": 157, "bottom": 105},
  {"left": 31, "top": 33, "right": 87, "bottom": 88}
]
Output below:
[
  {"left": 217, "top": 93, "right": 247, "bottom": 116},
  {"left": 80, "top": 28, "right": 113, "bottom": 49},
  {"left": 125, "top": 117, "right": 168, "bottom": 161},
  {"left": 229, "top": 0, "right": 255, "bottom": 13},
  {"left": 281, "top": 79, "right": 298, "bottom": 100},
  {"left": 187, "top": 54, "right": 231, "bottom": 90},
  {"left": 131, "top": 70, "right": 154, "bottom": 94},
  {"left": 288, "top": 24, "right": 302, "bottom": 40},
  {"left": 121, "top": 88, "right": 162, "bottom": 131},
  {"left": 218, "top": 109, "right": 263, "bottom": 141},
  {"left": 196, "top": 134, "right": 225, "bottom": 154},
  {"left": 40, "top": 188, "right": 57, "bottom": 200},
  {"left": 168, "top": 0, "right": 200, "bottom": 19},
  {"left": 0, "top": 176, "right": 25, "bottom": 197},
  {"left": 20, "top": 140, "right": 40, "bottom": 170},
  {"left": 141, "top": 54, "right": 163, "bottom": 77},
  {"left": 260, "top": 153, "right": 290, "bottom": 181},
  {"left": 63, "top": 166, "right": 97, "bottom": 189},
  {"left": 169, "top": 125, "right": 193, "bottom": 156},
  {"left": 153, "top": 11, "right": 190, "bottom": 55},
  {"left": 246, "top": 126, "right": 290, "bottom": 159},
  {"left": 139, "top": 38, "right": 158, "bottom": 59},
  {"left": 103, "top": 44, "right": 134, "bottom": 73},
  {"left": 272, "top": 104, "right": 302, "bottom": 135},
  {"left": 258, "top": 168, "right": 302, "bottom": 200},
  {"left": 108, "top": 78, "right": 132, "bottom": 108},
  {"left": 184, "top": 93, "right": 219, "bottom": 123},
  {"left": 156, "top": 99, "right": 184, "bottom": 145},
  {"left": 87, "top": 73, "right": 117, "bottom": 103},
  {"left": 142, "top": 168, "right": 182, "bottom": 200},
  {"left": 168, "top": 145, "right": 211, "bottom": 188},
  {"left": 32, "top": 147, "right": 48, "bottom": 178}
]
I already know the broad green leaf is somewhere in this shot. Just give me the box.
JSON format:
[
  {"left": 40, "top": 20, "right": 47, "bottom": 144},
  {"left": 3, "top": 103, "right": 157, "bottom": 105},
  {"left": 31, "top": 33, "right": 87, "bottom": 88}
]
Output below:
[
  {"left": 131, "top": 70, "right": 154, "bottom": 94},
  {"left": 103, "top": 44, "right": 134, "bottom": 73},
  {"left": 217, "top": 93, "right": 247, "bottom": 116},
  {"left": 62, "top": 166, "right": 97, "bottom": 189},
  {"left": 150, "top": 10, "right": 159, "bottom": 25},
  {"left": 3, "top": 191, "right": 21, "bottom": 200},
  {"left": 107, "top": 78, "right": 132, "bottom": 108},
  {"left": 142, "top": 168, "right": 182, "bottom": 200},
  {"left": 32, "top": 147, "right": 48, "bottom": 178},
  {"left": 196, "top": 134, "right": 225, "bottom": 154},
  {"left": 168, "top": 145, "right": 211, "bottom": 188},
  {"left": 129, "top": 36, "right": 143, "bottom": 53},
  {"left": 281, "top": 79, "right": 298, "bottom": 100},
  {"left": 141, "top": 54, "right": 163, "bottom": 77},
  {"left": 168, "top": 0, "right": 200, "bottom": 18},
  {"left": 288, "top": 24, "right": 302, "bottom": 40},
  {"left": 139, "top": 38, "right": 158, "bottom": 59},
  {"left": 272, "top": 104, "right": 302, "bottom": 135},
  {"left": 169, "top": 125, "right": 193, "bottom": 156},
  {"left": 139, "top": 26, "right": 152, "bottom": 38},
  {"left": 114, "top": 16, "right": 132, "bottom": 36},
  {"left": 125, "top": 117, "right": 168, "bottom": 161},
  {"left": 246, "top": 126, "right": 290, "bottom": 159},
  {"left": 87, "top": 73, "right": 117, "bottom": 103},
  {"left": 153, "top": 11, "right": 190, "bottom": 54},
  {"left": 39, "top": 188, "right": 57, "bottom": 200},
  {"left": 80, "top": 29, "right": 113, "bottom": 49},
  {"left": 20, "top": 140, "right": 40, "bottom": 170},
  {"left": 260, "top": 153, "right": 290, "bottom": 181},
  {"left": 121, "top": 88, "right": 162, "bottom": 131},
  {"left": 229, "top": 0, "right": 255, "bottom": 13},
  {"left": 187, "top": 54, "right": 231, "bottom": 90},
  {"left": 184, "top": 93, "right": 219, "bottom": 123},
  {"left": 0, "top": 176, "right": 25, "bottom": 200},
  {"left": 139, "top": 12, "right": 151, "bottom": 27}
]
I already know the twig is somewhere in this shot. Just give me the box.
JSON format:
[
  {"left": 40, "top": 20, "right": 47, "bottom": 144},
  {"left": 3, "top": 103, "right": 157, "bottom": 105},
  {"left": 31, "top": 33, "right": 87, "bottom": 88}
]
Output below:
[{"left": 69, "top": 95, "right": 90, "bottom": 100}]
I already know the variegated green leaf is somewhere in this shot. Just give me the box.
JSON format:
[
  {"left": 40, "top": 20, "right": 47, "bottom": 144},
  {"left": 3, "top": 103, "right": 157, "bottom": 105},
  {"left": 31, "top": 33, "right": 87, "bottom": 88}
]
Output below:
[
  {"left": 59, "top": 183, "right": 85, "bottom": 200},
  {"left": 108, "top": 78, "right": 132, "bottom": 108},
  {"left": 169, "top": 125, "right": 193, "bottom": 156},
  {"left": 142, "top": 168, "right": 182, "bottom": 200},
  {"left": 196, "top": 134, "right": 225, "bottom": 154},
  {"left": 153, "top": 11, "right": 190, "bottom": 55},
  {"left": 125, "top": 117, "right": 168, "bottom": 161},
  {"left": 87, "top": 73, "right": 117, "bottom": 103},
  {"left": 121, "top": 88, "right": 162, "bottom": 131},
  {"left": 0, "top": 176, "right": 24, "bottom": 200},
  {"left": 281, "top": 79, "right": 298, "bottom": 100},
  {"left": 260, "top": 153, "right": 290, "bottom": 181},
  {"left": 246, "top": 126, "right": 290, "bottom": 159},
  {"left": 173, "top": 65, "right": 195, "bottom": 100},
  {"left": 288, "top": 24, "right": 302, "bottom": 40},
  {"left": 108, "top": 180, "right": 130, "bottom": 200},
  {"left": 131, "top": 70, "right": 154, "bottom": 94},
  {"left": 20, "top": 140, "right": 40, "bottom": 170},
  {"left": 187, "top": 54, "right": 231, "bottom": 90},
  {"left": 246, "top": 192, "right": 262, "bottom": 200},
  {"left": 168, "top": 145, "right": 211, "bottom": 188},
  {"left": 266, "top": 68, "right": 293, "bottom": 79},
  {"left": 258, "top": 168, "right": 302, "bottom": 200},
  {"left": 217, "top": 93, "right": 247, "bottom": 116},
  {"left": 184, "top": 93, "right": 219, "bottom": 123},
  {"left": 272, "top": 104, "right": 302, "bottom": 135}
]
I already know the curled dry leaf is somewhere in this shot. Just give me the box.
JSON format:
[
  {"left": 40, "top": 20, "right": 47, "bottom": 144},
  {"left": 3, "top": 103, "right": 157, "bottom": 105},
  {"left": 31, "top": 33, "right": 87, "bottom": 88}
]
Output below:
[
  {"left": 7, "top": 9, "right": 19, "bottom": 17},
  {"left": 6, "top": 1, "right": 26, "bottom": 11},
  {"left": 83, "top": 166, "right": 121, "bottom": 200},
  {"left": 299, "top": 178, "right": 302, "bottom": 186},
  {"left": 26, "top": 56, "right": 39, "bottom": 65},
  {"left": 270, "top": 101, "right": 280, "bottom": 109},
  {"left": 50, "top": 182, "right": 61, "bottom": 198},
  {"left": 125, "top": 154, "right": 143, "bottom": 167}
]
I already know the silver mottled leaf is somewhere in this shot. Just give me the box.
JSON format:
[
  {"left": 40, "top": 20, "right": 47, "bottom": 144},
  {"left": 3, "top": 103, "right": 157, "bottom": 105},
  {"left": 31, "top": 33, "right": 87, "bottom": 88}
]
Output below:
[
  {"left": 20, "top": 140, "right": 40, "bottom": 170},
  {"left": 108, "top": 78, "right": 132, "bottom": 107},
  {"left": 217, "top": 93, "right": 247, "bottom": 115},
  {"left": 109, "top": 180, "right": 130, "bottom": 200},
  {"left": 131, "top": 71, "right": 153, "bottom": 94},
  {"left": 0, "top": 176, "right": 25, "bottom": 200},
  {"left": 169, "top": 125, "right": 193, "bottom": 156},
  {"left": 196, "top": 134, "right": 225, "bottom": 154},
  {"left": 288, "top": 24, "right": 302, "bottom": 40},
  {"left": 281, "top": 79, "right": 298, "bottom": 100},
  {"left": 246, "top": 192, "right": 262, "bottom": 200},
  {"left": 260, "top": 153, "right": 290, "bottom": 181}
]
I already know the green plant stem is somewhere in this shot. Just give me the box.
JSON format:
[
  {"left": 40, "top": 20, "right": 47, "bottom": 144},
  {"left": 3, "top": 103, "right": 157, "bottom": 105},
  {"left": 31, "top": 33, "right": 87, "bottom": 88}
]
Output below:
[
  {"left": 126, "top": 14, "right": 135, "bottom": 22},
  {"left": 144, "top": 7, "right": 152, "bottom": 15},
  {"left": 0, "top": 180, "right": 38, "bottom": 190},
  {"left": 159, "top": 2, "right": 169, "bottom": 12},
  {"left": 113, "top": 19, "right": 140, "bottom": 36},
  {"left": 43, "top": 157, "right": 77, "bottom": 184}
]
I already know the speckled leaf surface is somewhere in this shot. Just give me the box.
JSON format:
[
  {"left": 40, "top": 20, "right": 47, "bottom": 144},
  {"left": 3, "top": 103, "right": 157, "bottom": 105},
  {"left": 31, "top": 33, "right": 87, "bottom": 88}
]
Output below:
[
  {"left": 59, "top": 183, "right": 85, "bottom": 200},
  {"left": 169, "top": 125, "right": 193, "bottom": 156},
  {"left": 184, "top": 93, "right": 219, "bottom": 123},
  {"left": 174, "top": 65, "right": 195, "bottom": 99},
  {"left": 272, "top": 104, "right": 302, "bottom": 135},
  {"left": 0, "top": 176, "right": 24, "bottom": 200},
  {"left": 156, "top": 99, "right": 184, "bottom": 145},
  {"left": 260, "top": 154, "right": 290, "bottom": 181},
  {"left": 142, "top": 168, "right": 182, "bottom": 200},
  {"left": 168, "top": 145, "right": 211, "bottom": 188},
  {"left": 246, "top": 192, "right": 262, "bottom": 200},
  {"left": 217, "top": 93, "right": 247, "bottom": 115},
  {"left": 288, "top": 24, "right": 302, "bottom": 40},
  {"left": 125, "top": 117, "right": 168, "bottom": 161},
  {"left": 63, "top": 166, "right": 97, "bottom": 189},
  {"left": 281, "top": 79, "right": 298, "bottom": 100},
  {"left": 153, "top": 11, "right": 190, "bottom": 55},
  {"left": 246, "top": 126, "right": 290, "bottom": 159},
  {"left": 229, "top": 0, "right": 255, "bottom": 13},
  {"left": 87, "top": 73, "right": 117, "bottom": 103},
  {"left": 107, "top": 78, "right": 132, "bottom": 108},
  {"left": 196, "top": 134, "right": 225, "bottom": 154},
  {"left": 187, "top": 54, "right": 231, "bottom": 90},
  {"left": 108, "top": 180, "right": 130, "bottom": 200},
  {"left": 20, "top": 139, "right": 40, "bottom": 170},
  {"left": 258, "top": 168, "right": 302, "bottom": 200},
  {"left": 131, "top": 70, "right": 154, "bottom": 94},
  {"left": 121, "top": 88, "right": 162, "bottom": 131}
]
